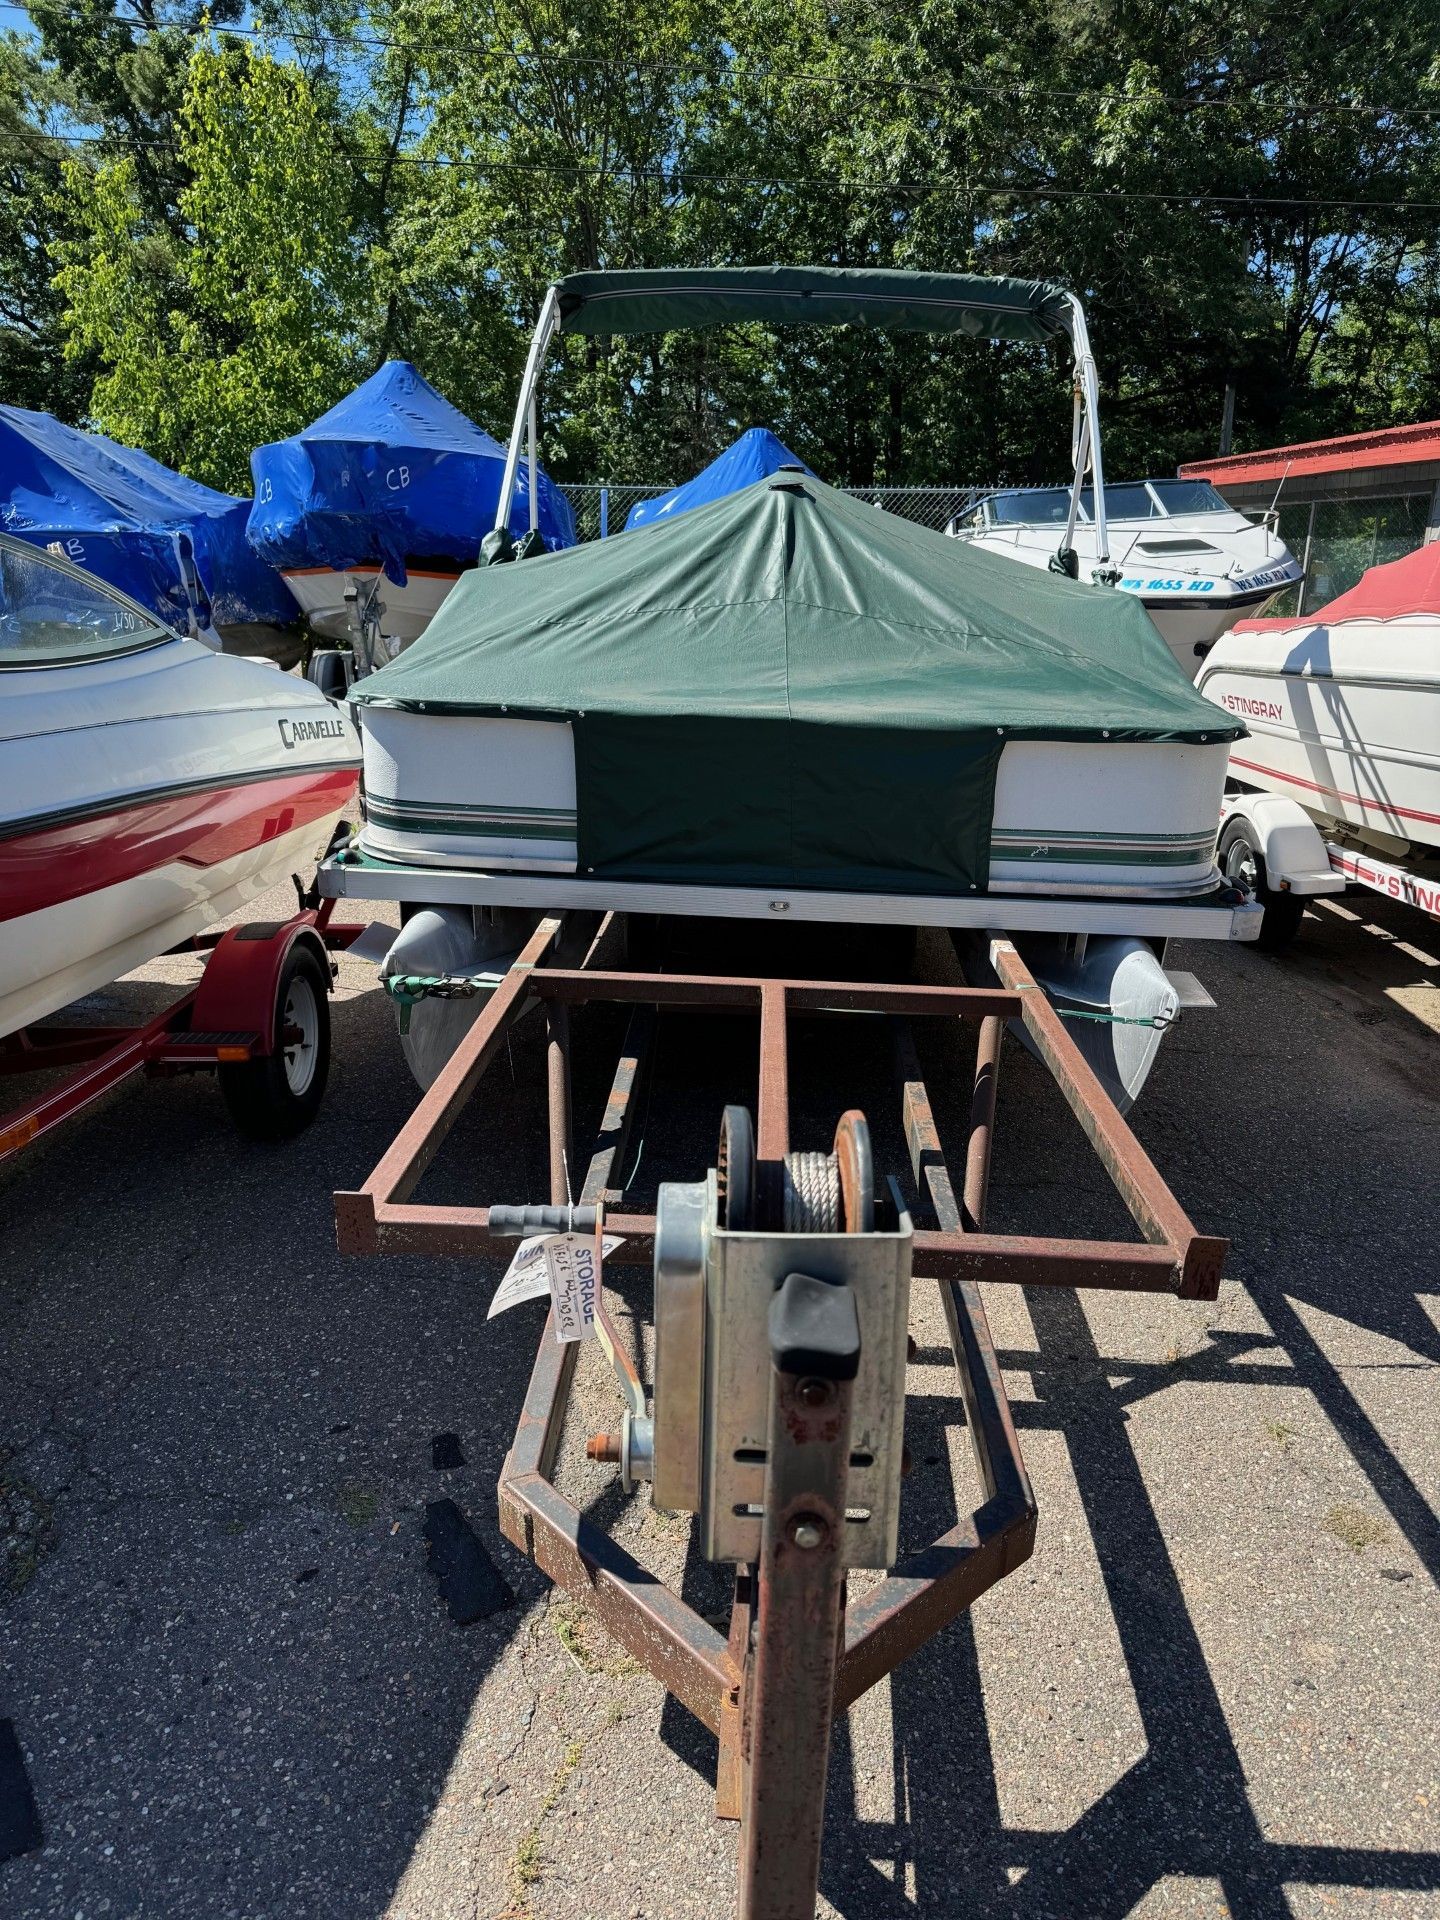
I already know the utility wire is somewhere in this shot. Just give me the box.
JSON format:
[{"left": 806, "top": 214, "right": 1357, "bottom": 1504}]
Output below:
[
  {"left": 4, "top": 0, "right": 1440, "bottom": 124},
  {"left": 8, "top": 120, "right": 1438, "bottom": 214}
]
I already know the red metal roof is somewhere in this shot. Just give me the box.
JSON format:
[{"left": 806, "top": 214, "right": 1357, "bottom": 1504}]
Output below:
[{"left": 1180, "top": 419, "right": 1440, "bottom": 487}]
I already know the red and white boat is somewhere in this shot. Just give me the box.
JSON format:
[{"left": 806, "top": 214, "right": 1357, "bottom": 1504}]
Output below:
[
  {"left": 0, "top": 534, "right": 361, "bottom": 1039},
  {"left": 1197, "top": 541, "right": 1440, "bottom": 943}
]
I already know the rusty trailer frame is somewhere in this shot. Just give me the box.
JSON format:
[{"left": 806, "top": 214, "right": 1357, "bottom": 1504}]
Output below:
[{"left": 335, "top": 914, "right": 1226, "bottom": 1918}]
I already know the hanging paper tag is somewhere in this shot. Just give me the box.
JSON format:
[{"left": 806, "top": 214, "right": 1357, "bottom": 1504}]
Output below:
[
  {"left": 545, "top": 1232, "right": 602, "bottom": 1343},
  {"left": 488, "top": 1233, "right": 623, "bottom": 1323}
]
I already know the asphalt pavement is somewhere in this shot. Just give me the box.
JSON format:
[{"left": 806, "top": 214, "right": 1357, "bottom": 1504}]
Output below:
[{"left": 1, "top": 884, "right": 1437, "bottom": 1919}]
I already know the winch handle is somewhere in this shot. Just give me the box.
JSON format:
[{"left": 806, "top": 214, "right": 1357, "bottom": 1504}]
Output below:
[{"left": 488, "top": 1204, "right": 600, "bottom": 1238}]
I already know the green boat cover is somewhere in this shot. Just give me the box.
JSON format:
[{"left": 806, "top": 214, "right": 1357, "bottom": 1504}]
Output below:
[
  {"left": 554, "top": 266, "right": 1074, "bottom": 342},
  {"left": 354, "top": 472, "right": 1242, "bottom": 896}
]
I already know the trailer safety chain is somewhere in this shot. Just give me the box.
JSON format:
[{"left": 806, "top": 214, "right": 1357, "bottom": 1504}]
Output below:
[{"left": 381, "top": 971, "right": 504, "bottom": 1033}]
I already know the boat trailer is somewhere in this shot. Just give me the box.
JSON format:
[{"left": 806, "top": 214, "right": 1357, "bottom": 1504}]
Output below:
[
  {"left": 0, "top": 897, "right": 364, "bottom": 1166},
  {"left": 335, "top": 916, "right": 1225, "bottom": 1919}
]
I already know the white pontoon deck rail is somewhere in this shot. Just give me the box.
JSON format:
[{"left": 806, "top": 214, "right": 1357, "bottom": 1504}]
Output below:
[
  {"left": 493, "top": 267, "right": 1113, "bottom": 580},
  {"left": 319, "top": 850, "right": 1260, "bottom": 941}
]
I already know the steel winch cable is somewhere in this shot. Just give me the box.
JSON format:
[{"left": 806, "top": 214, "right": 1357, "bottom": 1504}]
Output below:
[{"left": 781, "top": 1150, "right": 843, "bottom": 1234}]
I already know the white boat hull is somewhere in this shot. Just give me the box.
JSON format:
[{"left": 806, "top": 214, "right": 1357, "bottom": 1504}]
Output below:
[
  {"left": 1131, "top": 587, "right": 1291, "bottom": 671},
  {"left": 1, "top": 637, "right": 361, "bottom": 1038},
  {"left": 956, "top": 514, "right": 1301, "bottom": 679},
  {"left": 347, "top": 710, "right": 1244, "bottom": 1111},
  {"left": 1197, "top": 616, "right": 1440, "bottom": 856},
  {"left": 283, "top": 564, "right": 461, "bottom": 648},
  {"left": 355, "top": 709, "right": 1231, "bottom": 902},
  {"left": 1, "top": 813, "right": 345, "bottom": 1038}
]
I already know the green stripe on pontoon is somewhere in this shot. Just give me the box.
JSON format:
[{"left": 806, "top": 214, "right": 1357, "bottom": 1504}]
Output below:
[
  {"left": 989, "top": 842, "right": 1209, "bottom": 866},
  {"left": 372, "top": 796, "right": 574, "bottom": 822},
  {"left": 366, "top": 798, "right": 576, "bottom": 840},
  {"left": 990, "top": 827, "right": 1214, "bottom": 845},
  {"left": 991, "top": 828, "right": 1213, "bottom": 865},
  {"left": 365, "top": 804, "right": 1209, "bottom": 865}
]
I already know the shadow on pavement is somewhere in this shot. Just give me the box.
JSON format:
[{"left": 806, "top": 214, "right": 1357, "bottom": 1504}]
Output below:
[
  {"left": 814, "top": 912, "right": 1440, "bottom": 1917},
  {"left": 0, "top": 960, "right": 550, "bottom": 1916}
]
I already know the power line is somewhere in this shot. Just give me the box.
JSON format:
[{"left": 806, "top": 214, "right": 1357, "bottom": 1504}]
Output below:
[
  {"left": 10, "top": 120, "right": 1439, "bottom": 215},
  {"left": 4, "top": 0, "right": 1440, "bottom": 125},
  {"left": 367, "top": 153, "right": 1440, "bottom": 214}
]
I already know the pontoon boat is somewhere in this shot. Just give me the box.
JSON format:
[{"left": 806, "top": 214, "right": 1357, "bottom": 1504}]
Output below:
[
  {"left": 321, "top": 268, "right": 1261, "bottom": 1107},
  {"left": 947, "top": 479, "right": 1301, "bottom": 676}
]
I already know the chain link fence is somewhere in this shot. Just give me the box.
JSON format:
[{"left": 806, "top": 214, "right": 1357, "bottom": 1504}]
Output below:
[
  {"left": 564, "top": 481, "right": 993, "bottom": 542},
  {"left": 1272, "top": 491, "right": 1431, "bottom": 618}
]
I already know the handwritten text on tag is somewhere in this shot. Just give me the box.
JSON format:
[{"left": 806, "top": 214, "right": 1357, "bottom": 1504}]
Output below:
[
  {"left": 488, "top": 1232, "right": 623, "bottom": 1329},
  {"left": 545, "top": 1233, "right": 601, "bottom": 1343}
]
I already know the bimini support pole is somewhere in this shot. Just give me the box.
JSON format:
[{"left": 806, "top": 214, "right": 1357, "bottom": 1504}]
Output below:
[
  {"left": 1062, "top": 293, "right": 1115, "bottom": 581},
  {"left": 527, "top": 395, "right": 540, "bottom": 534},
  {"left": 495, "top": 283, "right": 561, "bottom": 534},
  {"left": 1060, "top": 389, "right": 1086, "bottom": 565}
]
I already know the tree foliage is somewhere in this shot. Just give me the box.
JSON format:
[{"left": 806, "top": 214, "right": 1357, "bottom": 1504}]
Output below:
[
  {"left": 1, "top": 0, "right": 1439, "bottom": 488},
  {"left": 54, "top": 36, "right": 364, "bottom": 489}
]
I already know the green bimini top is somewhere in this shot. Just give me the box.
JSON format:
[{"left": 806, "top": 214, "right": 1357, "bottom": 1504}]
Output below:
[
  {"left": 552, "top": 266, "right": 1074, "bottom": 342},
  {"left": 355, "top": 472, "right": 1241, "bottom": 897}
]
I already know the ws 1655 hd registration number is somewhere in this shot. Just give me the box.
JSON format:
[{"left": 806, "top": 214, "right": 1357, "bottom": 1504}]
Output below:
[{"left": 1119, "top": 576, "right": 1215, "bottom": 594}]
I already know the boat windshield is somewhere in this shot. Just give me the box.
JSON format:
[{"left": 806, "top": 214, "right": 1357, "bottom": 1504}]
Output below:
[
  {"left": 988, "top": 488, "right": 1076, "bottom": 525},
  {"left": 1078, "top": 484, "right": 1163, "bottom": 520},
  {"left": 0, "top": 538, "right": 170, "bottom": 669},
  {"left": 1148, "top": 478, "right": 1229, "bottom": 515},
  {"left": 984, "top": 479, "right": 1232, "bottom": 530}
]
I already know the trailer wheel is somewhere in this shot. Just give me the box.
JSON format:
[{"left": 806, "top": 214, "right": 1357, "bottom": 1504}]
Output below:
[
  {"left": 219, "top": 945, "right": 331, "bottom": 1140},
  {"left": 1219, "top": 817, "right": 1304, "bottom": 952}
]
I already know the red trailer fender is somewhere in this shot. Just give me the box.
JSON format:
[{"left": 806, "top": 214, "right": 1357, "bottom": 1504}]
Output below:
[{"left": 190, "top": 915, "right": 333, "bottom": 1055}]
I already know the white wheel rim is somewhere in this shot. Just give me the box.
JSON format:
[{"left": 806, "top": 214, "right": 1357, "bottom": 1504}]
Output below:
[
  {"left": 1224, "top": 835, "right": 1259, "bottom": 895},
  {"left": 282, "top": 975, "right": 320, "bottom": 1096}
]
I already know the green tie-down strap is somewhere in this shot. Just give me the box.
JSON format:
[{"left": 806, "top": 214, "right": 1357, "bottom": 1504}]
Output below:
[
  {"left": 381, "top": 971, "right": 505, "bottom": 1033},
  {"left": 1011, "top": 978, "right": 1174, "bottom": 1033},
  {"left": 1055, "top": 1006, "right": 1175, "bottom": 1031}
]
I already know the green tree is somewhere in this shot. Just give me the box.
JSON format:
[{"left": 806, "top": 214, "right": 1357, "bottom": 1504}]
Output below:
[
  {"left": 396, "top": 0, "right": 724, "bottom": 477},
  {"left": 55, "top": 34, "right": 366, "bottom": 490},
  {"left": 20, "top": 0, "right": 1440, "bottom": 495},
  {"left": 0, "top": 32, "right": 92, "bottom": 416}
]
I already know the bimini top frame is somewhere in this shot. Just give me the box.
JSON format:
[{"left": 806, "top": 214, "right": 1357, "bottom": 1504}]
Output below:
[{"left": 494, "top": 266, "right": 1114, "bottom": 577}]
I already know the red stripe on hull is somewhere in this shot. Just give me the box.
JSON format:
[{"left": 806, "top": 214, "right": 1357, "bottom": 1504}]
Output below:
[
  {"left": 1230, "top": 755, "right": 1440, "bottom": 827},
  {"left": 0, "top": 769, "right": 359, "bottom": 922}
]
